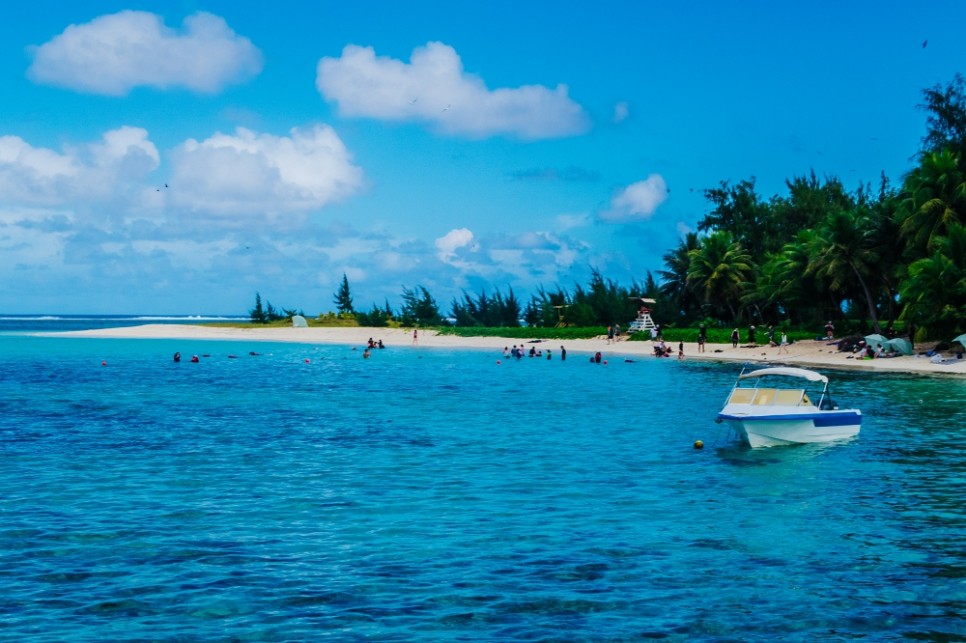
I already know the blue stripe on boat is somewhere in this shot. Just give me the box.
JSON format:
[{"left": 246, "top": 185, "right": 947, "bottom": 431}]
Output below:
[{"left": 717, "top": 412, "right": 861, "bottom": 427}]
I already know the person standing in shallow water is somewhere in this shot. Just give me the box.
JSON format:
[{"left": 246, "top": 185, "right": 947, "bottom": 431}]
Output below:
[{"left": 560, "top": 345, "right": 567, "bottom": 361}]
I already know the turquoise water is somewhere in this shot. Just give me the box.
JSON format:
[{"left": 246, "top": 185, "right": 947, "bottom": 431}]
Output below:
[{"left": 1, "top": 332, "right": 964, "bottom": 641}]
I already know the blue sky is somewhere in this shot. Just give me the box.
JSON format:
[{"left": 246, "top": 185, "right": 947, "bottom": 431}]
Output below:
[{"left": 1, "top": 1, "right": 963, "bottom": 314}]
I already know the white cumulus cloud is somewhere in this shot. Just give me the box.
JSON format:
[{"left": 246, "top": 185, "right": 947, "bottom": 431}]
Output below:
[
  {"left": 169, "top": 124, "right": 364, "bottom": 217},
  {"left": 0, "top": 127, "right": 159, "bottom": 206},
  {"left": 435, "top": 228, "right": 477, "bottom": 261},
  {"left": 27, "top": 11, "right": 263, "bottom": 95},
  {"left": 600, "top": 174, "right": 668, "bottom": 222},
  {"left": 316, "top": 41, "right": 589, "bottom": 140}
]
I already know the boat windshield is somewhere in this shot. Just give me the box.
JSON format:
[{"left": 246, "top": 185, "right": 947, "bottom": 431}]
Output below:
[{"left": 726, "top": 387, "right": 811, "bottom": 407}]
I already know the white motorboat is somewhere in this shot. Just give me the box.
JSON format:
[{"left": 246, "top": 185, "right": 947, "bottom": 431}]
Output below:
[{"left": 716, "top": 366, "right": 861, "bottom": 448}]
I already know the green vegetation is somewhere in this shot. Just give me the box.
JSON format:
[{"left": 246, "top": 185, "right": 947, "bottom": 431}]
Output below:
[
  {"left": 248, "top": 292, "right": 303, "bottom": 324},
  {"left": 656, "top": 74, "right": 966, "bottom": 342},
  {"left": 246, "top": 75, "right": 966, "bottom": 342}
]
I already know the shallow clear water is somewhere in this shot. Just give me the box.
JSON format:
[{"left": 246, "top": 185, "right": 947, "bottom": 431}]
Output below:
[{"left": 1, "top": 332, "right": 964, "bottom": 641}]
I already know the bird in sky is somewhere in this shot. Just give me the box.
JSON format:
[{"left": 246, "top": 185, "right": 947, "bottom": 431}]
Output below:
[{"left": 922, "top": 39, "right": 928, "bottom": 48}]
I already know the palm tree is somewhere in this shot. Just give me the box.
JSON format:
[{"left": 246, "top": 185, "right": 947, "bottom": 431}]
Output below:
[
  {"left": 807, "top": 208, "right": 883, "bottom": 332},
  {"left": 686, "top": 231, "right": 755, "bottom": 322},
  {"left": 750, "top": 230, "right": 822, "bottom": 325},
  {"left": 898, "top": 149, "right": 966, "bottom": 254},
  {"left": 899, "top": 223, "right": 966, "bottom": 338},
  {"left": 658, "top": 232, "right": 699, "bottom": 319}
]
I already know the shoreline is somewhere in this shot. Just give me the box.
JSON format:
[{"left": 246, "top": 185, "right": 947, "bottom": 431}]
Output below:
[{"left": 46, "top": 324, "right": 966, "bottom": 378}]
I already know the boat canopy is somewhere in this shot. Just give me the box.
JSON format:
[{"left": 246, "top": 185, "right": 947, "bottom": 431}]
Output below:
[{"left": 738, "top": 366, "right": 828, "bottom": 384}]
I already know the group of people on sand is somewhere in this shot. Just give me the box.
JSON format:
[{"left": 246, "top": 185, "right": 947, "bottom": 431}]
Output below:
[
  {"left": 504, "top": 344, "right": 567, "bottom": 360},
  {"left": 727, "top": 324, "right": 789, "bottom": 354},
  {"left": 651, "top": 340, "right": 686, "bottom": 360},
  {"left": 606, "top": 324, "right": 622, "bottom": 344}
]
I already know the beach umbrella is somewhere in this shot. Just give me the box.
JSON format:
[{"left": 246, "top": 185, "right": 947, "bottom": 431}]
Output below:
[
  {"left": 864, "top": 333, "right": 889, "bottom": 346},
  {"left": 953, "top": 333, "right": 966, "bottom": 347},
  {"left": 884, "top": 337, "right": 913, "bottom": 355}
]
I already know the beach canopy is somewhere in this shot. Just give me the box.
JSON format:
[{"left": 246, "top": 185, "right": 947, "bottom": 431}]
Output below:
[
  {"left": 884, "top": 337, "right": 912, "bottom": 355},
  {"left": 291, "top": 315, "right": 308, "bottom": 328},
  {"left": 953, "top": 333, "right": 966, "bottom": 347},
  {"left": 864, "top": 333, "right": 889, "bottom": 346}
]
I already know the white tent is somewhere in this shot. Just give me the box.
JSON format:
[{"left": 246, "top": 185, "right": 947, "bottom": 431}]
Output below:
[{"left": 291, "top": 315, "right": 308, "bottom": 328}]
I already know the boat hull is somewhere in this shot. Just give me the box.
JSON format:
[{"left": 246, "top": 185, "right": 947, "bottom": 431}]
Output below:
[{"left": 717, "top": 410, "right": 861, "bottom": 448}]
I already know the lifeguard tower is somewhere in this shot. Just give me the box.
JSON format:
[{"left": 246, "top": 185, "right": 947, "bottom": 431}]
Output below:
[{"left": 628, "top": 297, "right": 656, "bottom": 332}]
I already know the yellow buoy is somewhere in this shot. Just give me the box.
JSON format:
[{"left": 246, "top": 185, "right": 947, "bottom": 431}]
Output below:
[{"left": 693, "top": 440, "right": 704, "bottom": 450}]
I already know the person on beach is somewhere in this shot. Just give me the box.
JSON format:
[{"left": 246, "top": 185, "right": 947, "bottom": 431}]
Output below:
[
  {"left": 778, "top": 331, "right": 789, "bottom": 354},
  {"left": 678, "top": 341, "right": 684, "bottom": 360},
  {"left": 748, "top": 325, "right": 756, "bottom": 346},
  {"left": 607, "top": 325, "right": 614, "bottom": 344},
  {"left": 731, "top": 328, "right": 740, "bottom": 348},
  {"left": 698, "top": 325, "right": 706, "bottom": 353},
  {"left": 825, "top": 321, "right": 834, "bottom": 339},
  {"left": 767, "top": 324, "right": 776, "bottom": 346},
  {"left": 413, "top": 328, "right": 418, "bottom": 344}
]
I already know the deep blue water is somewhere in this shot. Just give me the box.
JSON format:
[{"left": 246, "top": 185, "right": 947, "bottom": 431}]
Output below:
[{"left": 1, "top": 320, "right": 965, "bottom": 641}]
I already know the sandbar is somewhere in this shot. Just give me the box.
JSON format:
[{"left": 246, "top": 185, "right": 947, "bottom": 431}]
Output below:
[{"left": 51, "top": 324, "right": 966, "bottom": 378}]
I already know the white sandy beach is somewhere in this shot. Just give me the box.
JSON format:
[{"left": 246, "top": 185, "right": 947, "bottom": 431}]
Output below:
[{"left": 52, "top": 324, "right": 966, "bottom": 378}]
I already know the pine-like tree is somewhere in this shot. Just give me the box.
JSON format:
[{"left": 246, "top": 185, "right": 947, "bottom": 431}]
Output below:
[
  {"left": 333, "top": 274, "right": 354, "bottom": 314},
  {"left": 249, "top": 292, "right": 267, "bottom": 323}
]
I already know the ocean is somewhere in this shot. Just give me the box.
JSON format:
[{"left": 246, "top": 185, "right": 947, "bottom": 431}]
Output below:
[{"left": 1, "top": 317, "right": 964, "bottom": 641}]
